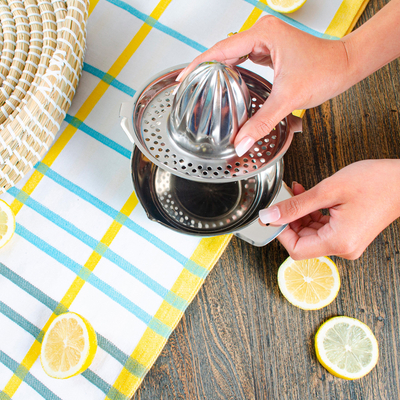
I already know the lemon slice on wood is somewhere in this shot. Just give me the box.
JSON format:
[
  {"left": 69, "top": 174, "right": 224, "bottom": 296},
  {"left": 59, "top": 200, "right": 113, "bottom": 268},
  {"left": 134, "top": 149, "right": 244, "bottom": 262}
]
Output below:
[
  {"left": 0, "top": 199, "right": 15, "bottom": 248},
  {"left": 267, "top": 0, "right": 307, "bottom": 13},
  {"left": 315, "top": 316, "right": 379, "bottom": 379},
  {"left": 41, "top": 312, "right": 98, "bottom": 379},
  {"left": 277, "top": 256, "right": 341, "bottom": 310}
]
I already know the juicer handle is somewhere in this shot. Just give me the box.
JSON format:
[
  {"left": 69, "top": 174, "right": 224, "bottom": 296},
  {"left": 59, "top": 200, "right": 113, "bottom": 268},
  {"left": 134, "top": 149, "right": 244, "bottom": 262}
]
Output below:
[
  {"left": 120, "top": 101, "right": 135, "bottom": 144},
  {"left": 233, "top": 182, "right": 293, "bottom": 247}
]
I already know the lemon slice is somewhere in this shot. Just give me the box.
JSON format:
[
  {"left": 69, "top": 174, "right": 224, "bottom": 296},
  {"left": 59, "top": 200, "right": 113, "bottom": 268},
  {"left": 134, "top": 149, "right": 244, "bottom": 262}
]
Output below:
[
  {"left": 0, "top": 199, "right": 15, "bottom": 248},
  {"left": 315, "top": 316, "right": 379, "bottom": 379},
  {"left": 267, "top": 0, "right": 307, "bottom": 13},
  {"left": 277, "top": 256, "right": 340, "bottom": 310},
  {"left": 41, "top": 312, "right": 98, "bottom": 379}
]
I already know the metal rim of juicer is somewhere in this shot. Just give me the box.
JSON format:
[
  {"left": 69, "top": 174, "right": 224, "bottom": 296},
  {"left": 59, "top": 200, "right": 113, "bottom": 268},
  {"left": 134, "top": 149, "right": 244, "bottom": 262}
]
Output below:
[
  {"left": 131, "top": 145, "right": 284, "bottom": 235},
  {"left": 121, "top": 63, "right": 295, "bottom": 184}
]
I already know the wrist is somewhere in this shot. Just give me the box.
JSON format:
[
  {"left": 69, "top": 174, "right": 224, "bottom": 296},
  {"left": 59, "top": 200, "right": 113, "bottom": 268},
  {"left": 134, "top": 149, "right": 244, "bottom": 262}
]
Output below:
[{"left": 340, "top": 0, "right": 400, "bottom": 88}]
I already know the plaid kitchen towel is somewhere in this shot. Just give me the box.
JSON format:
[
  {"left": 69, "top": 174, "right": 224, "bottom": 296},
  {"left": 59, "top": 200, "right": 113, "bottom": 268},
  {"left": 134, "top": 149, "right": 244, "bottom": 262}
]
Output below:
[{"left": 0, "top": 0, "right": 370, "bottom": 399}]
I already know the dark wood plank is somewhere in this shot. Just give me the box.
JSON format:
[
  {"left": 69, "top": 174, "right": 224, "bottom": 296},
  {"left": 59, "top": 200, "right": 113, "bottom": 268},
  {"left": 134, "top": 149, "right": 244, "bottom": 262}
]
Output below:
[{"left": 134, "top": 1, "right": 400, "bottom": 398}]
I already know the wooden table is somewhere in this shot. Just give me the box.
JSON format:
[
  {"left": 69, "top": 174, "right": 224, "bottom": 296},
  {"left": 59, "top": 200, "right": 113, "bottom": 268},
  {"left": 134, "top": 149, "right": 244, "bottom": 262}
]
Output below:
[{"left": 134, "top": 1, "right": 400, "bottom": 398}]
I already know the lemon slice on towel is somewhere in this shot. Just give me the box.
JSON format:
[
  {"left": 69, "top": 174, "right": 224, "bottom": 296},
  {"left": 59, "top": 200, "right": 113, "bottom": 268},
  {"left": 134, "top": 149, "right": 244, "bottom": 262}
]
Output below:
[
  {"left": 315, "top": 316, "right": 379, "bottom": 379},
  {"left": 0, "top": 199, "right": 15, "bottom": 248},
  {"left": 41, "top": 312, "right": 98, "bottom": 379},
  {"left": 277, "top": 256, "right": 340, "bottom": 310},
  {"left": 267, "top": 0, "right": 307, "bottom": 13}
]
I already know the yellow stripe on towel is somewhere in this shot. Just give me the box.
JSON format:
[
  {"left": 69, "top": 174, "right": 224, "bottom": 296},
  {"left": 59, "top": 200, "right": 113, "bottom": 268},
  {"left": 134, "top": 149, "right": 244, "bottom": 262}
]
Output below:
[
  {"left": 325, "top": 0, "right": 370, "bottom": 38},
  {"left": 109, "top": 6, "right": 261, "bottom": 397},
  {"left": 109, "top": 235, "right": 232, "bottom": 399},
  {"left": 239, "top": 1, "right": 266, "bottom": 32},
  {"left": 2, "top": 1, "right": 172, "bottom": 397}
]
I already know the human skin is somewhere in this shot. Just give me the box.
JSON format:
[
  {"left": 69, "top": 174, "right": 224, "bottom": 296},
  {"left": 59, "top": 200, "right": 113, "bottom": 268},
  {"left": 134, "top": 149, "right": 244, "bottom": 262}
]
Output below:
[
  {"left": 176, "top": 0, "right": 400, "bottom": 259},
  {"left": 271, "top": 160, "right": 400, "bottom": 260}
]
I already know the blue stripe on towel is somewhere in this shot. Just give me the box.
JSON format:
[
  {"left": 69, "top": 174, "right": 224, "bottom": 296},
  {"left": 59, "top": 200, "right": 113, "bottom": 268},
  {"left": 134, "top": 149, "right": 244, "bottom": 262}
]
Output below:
[
  {"left": 0, "top": 263, "right": 60, "bottom": 312},
  {"left": 83, "top": 63, "right": 136, "bottom": 97},
  {"left": 243, "top": 0, "right": 340, "bottom": 39},
  {"left": 13, "top": 225, "right": 171, "bottom": 338},
  {"left": 106, "top": 0, "right": 207, "bottom": 52},
  {"left": 31, "top": 163, "right": 208, "bottom": 279},
  {"left": 0, "top": 351, "right": 62, "bottom": 400},
  {"left": 35, "top": 163, "right": 120, "bottom": 218},
  {"left": 64, "top": 115, "right": 132, "bottom": 159},
  {"left": 0, "top": 301, "right": 41, "bottom": 338},
  {"left": 8, "top": 186, "right": 193, "bottom": 310}
]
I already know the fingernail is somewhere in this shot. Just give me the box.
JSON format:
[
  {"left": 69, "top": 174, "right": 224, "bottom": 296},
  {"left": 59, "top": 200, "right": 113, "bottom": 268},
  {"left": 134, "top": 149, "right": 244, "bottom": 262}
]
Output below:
[
  {"left": 176, "top": 68, "right": 186, "bottom": 82},
  {"left": 291, "top": 181, "right": 298, "bottom": 190},
  {"left": 235, "top": 136, "right": 255, "bottom": 157},
  {"left": 259, "top": 206, "right": 281, "bottom": 224}
]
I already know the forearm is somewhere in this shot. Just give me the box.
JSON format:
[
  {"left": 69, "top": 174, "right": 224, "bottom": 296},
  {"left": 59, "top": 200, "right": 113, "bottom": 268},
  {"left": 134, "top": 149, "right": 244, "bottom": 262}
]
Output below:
[{"left": 342, "top": 0, "right": 400, "bottom": 87}]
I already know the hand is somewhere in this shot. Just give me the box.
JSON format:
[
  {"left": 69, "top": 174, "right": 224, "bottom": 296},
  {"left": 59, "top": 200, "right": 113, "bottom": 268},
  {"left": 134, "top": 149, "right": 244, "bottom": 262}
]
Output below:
[
  {"left": 259, "top": 160, "right": 400, "bottom": 260},
  {"left": 177, "top": 16, "right": 352, "bottom": 156}
]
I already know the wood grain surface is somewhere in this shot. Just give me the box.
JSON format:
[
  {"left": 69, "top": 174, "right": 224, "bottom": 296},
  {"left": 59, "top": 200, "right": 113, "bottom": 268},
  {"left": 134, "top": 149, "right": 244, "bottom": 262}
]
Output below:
[{"left": 134, "top": 1, "right": 400, "bottom": 399}]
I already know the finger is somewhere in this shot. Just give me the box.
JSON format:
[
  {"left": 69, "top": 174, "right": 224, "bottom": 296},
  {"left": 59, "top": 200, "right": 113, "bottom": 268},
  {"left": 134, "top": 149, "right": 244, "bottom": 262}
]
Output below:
[
  {"left": 176, "top": 30, "right": 261, "bottom": 81},
  {"left": 291, "top": 214, "right": 312, "bottom": 230},
  {"left": 276, "top": 227, "right": 300, "bottom": 253},
  {"left": 306, "top": 221, "right": 326, "bottom": 231},
  {"left": 269, "top": 181, "right": 309, "bottom": 231},
  {"left": 295, "top": 227, "right": 319, "bottom": 237},
  {"left": 288, "top": 217, "right": 325, "bottom": 235},
  {"left": 291, "top": 181, "right": 305, "bottom": 196},
  {"left": 288, "top": 218, "right": 305, "bottom": 234},
  {"left": 292, "top": 182, "right": 326, "bottom": 224},
  {"left": 259, "top": 179, "right": 338, "bottom": 225},
  {"left": 234, "top": 89, "right": 293, "bottom": 156},
  {"left": 277, "top": 224, "right": 337, "bottom": 259},
  {"left": 285, "top": 182, "right": 310, "bottom": 232},
  {"left": 311, "top": 213, "right": 330, "bottom": 224}
]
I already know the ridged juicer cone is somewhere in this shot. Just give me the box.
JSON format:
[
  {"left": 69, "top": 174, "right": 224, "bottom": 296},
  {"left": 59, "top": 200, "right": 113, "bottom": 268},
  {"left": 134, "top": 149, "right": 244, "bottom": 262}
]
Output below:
[{"left": 168, "top": 61, "right": 252, "bottom": 158}]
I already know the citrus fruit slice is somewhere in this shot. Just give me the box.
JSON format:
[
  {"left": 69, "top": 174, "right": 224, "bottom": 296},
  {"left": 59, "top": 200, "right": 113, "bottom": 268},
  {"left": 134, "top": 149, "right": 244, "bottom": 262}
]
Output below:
[
  {"left": 315, "top": 316, "right": 379, "bottom": 379},
  {"left": 0, "top": 199, "right": 15, "bottom": 248},
  {"left": 277, "top": 256, "right": 340, "bottom": 310},
  {"left": 41, "top": 312, "right": 98, "bottom": 379},
  {"left": 267, "top": 0, "right": 307, "bottom": 13}
]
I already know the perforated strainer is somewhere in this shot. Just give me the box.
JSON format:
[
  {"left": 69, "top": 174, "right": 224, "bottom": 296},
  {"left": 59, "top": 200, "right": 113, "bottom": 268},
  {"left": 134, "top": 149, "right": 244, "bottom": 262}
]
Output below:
[
  {"left": 130, "top": 145, "right": 284, "bottom": 237},
  {"left": 120, "top": 63, "right": 301, "bottom": 184}
]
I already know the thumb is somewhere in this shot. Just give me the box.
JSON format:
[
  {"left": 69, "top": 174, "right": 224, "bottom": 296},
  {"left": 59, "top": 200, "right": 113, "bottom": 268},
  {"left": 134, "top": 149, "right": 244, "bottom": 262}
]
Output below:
[
  {"left": 234, "top": 90, "right": 292, "bottom": 157},
  {"left": 259, "top": 182, "right": 334, "bottom": 225}
]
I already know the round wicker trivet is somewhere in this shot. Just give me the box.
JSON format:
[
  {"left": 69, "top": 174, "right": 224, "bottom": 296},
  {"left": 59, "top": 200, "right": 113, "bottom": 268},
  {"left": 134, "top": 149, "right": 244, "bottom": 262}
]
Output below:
[{"left": 0, "top": 0, "right": 88, "bottom": 192}]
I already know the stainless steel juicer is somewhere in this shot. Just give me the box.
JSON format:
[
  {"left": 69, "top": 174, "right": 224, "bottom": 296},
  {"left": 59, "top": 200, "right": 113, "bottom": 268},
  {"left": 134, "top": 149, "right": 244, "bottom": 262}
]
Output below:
[{"left": 120, "top": 62, "right": 302, "bottom": 246}]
